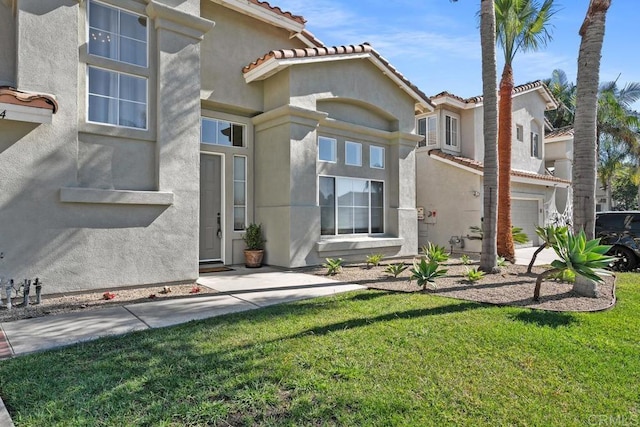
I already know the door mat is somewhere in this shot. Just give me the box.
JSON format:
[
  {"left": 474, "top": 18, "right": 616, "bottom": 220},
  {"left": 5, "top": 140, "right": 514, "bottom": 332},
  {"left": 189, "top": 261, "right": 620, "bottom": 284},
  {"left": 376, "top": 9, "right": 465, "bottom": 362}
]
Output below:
[{"left": 199, "top": 265, "right": 234, "bottom": 274}]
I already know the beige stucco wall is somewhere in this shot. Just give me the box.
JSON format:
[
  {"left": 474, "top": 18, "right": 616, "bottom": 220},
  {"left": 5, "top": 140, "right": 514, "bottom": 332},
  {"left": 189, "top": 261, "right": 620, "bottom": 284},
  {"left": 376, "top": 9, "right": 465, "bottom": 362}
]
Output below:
[
  {"left": 511, "top": 91, "right": 546, "bottom": 173},
  {"left": 415, "top": 151, "right": 483, "bottom": 253},
  {"left": 0, "top": 0, "right": 210, "bottom": 292},
  {"left": 200, "top": 2, "right": 305, "bottom": 114}
]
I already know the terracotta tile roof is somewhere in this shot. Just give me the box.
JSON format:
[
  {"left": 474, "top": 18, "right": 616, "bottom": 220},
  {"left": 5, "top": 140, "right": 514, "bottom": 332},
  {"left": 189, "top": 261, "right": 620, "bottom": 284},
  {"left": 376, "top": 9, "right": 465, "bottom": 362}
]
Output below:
[
  {"left": 247, "top": 0, "right": 305, "bottom": 24},
  {"left": 243, "top": 43, "right": 433, "bottom": 107},
  {"left": 0, "top": 86, "right": 58, "bottom": 113},
  {"left": 430, "top": 80, "right": 556, "bottom": 107},
  {"left": 429, "top": 149, "right": 571, "bottom": 185},
  {"left": 545, "top": 126, "right": 574, "bottom": 139}
]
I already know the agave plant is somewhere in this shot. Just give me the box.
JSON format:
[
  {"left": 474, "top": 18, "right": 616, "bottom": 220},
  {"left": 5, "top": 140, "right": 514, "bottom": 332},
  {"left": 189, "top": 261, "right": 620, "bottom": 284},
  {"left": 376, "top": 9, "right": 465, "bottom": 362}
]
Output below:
[
  {"left": 527, "top": 225, "right": 569, "bottom": 273},
  {"left": 464, "top": 267, "right": 485, "bottom": 283},
  {"left": 323, "top": 258, "right": 344, "bottom": 276},
  {"left": 385, "top": 263, "right": 408, "bottom": 278},
  {"left": 421, "top": 242, "right": 450, "bottom": 263},
  {"left": 533, "top": 230, "right": 615, "bottom": 301},
  {"left": 410, "top": 258, "right": 448, "bottom": 290},
  {"left": 365, "top": 254, "right": 384, "bottom": 269}
]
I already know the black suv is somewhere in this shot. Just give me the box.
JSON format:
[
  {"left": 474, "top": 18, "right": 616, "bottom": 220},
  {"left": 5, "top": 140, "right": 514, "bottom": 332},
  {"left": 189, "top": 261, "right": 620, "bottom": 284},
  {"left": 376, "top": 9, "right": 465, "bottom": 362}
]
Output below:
[{"left": 595, "top": 211, "right": 640, "bottom": 271}]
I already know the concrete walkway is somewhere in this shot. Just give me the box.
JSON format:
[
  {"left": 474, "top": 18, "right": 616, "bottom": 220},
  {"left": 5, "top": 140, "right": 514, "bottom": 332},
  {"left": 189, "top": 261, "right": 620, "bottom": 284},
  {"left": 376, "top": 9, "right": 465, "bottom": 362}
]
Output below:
[{"left": 0, "top": 266, "right": 364, "bottom": 358}]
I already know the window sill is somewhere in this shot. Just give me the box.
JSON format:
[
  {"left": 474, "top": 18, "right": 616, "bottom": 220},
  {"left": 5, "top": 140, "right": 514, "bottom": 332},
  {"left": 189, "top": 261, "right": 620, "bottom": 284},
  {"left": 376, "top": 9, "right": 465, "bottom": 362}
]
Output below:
[
  {"left": 316, "top": 237, "right": 404, "bottom": 253},
  {"left": 60, "top": 187, "right": 174, "bottom": 206}
]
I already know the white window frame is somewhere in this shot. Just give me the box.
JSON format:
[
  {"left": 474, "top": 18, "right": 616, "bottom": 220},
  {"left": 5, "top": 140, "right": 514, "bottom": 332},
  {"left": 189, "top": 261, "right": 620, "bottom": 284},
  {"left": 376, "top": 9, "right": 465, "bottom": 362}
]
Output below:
[
  {"left": 201, "top": 117, "right": 246, "bottom": 147},
  {"left": 318, "top": 136, "right": 337, "bottom": 163},
  {"left": 444, "top": 113, "right": 459, "bottom": 150},
  {"left": 318, "top": 175, "right": 384, "bottom": 236},
  {"left": 370, "top": 145, "right": 385, "bottom": 169},
  {"left": 233, "top": 155, "right": 247, "bottom": 231},
  {"left": 516, "top": 124, "right": 524, "bottom": 142},
  {"left": 417, "top": 115, "right": 437, "bottom": 147},
  {"left": 345, "top": 141, "right": 362, "bottom": 167},
  {"left": 530, "top": 131, "right": 540, "bottom": 158},
  {"left": 86, "top": 0, "right": 149, "bottom": 130}
]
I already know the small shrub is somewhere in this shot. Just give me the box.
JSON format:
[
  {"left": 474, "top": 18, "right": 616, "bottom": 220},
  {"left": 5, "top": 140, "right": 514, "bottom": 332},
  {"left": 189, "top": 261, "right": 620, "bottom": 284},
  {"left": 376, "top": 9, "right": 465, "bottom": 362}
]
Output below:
[
  {"left": 365, "top": 254, "right": 384, "bottom": 268},
  {"left": 323, "top": 258, "right": 344, "bottom": 275},
  {"left": 421, "top": 242, "right": 450, "bottom": 263},
  {"left": 497, "top": 256, "right": 507, "bottom": 267},
  {"left": 464, "top": 267, "right": 485, "bottom": 283},
  {"left": 460, "top": 254, "right": 472, "bottom": 265},
  {"left": 410, "top": 258, "right": 448, "bottom": 290},
  {"left": 385, "top": 263, "right": 408, "bottom": 278}
]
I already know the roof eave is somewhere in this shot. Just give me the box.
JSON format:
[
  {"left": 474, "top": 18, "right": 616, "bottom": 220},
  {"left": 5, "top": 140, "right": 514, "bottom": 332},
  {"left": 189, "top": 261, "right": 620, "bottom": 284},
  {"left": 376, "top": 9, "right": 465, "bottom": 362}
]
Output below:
[
  {"left": 244, "top": 53, "right": 433, "bottom": 110},
  {"left": 212, "top": 0, "right": 305, "bottom": 34}
]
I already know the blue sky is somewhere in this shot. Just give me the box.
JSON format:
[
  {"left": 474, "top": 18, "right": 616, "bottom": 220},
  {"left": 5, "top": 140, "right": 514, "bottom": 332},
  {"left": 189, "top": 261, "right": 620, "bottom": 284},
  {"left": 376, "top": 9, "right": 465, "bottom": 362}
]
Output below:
[{"left": 273, "top": 0, "right": 639, "bottom": 110}]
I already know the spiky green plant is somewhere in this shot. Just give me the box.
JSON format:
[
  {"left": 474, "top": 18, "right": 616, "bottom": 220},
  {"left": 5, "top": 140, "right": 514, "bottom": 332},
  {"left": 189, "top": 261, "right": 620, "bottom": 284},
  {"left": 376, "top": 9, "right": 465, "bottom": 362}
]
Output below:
[
  {"left": 421, "top": 242, "right": 450, "bottom": 263},
  {"left": 464, "top": 267, "right": 485, "bottom": 283},
  {"left": 323, "top": 258, "right": 344, "bottom": 276},
  {"left": 385, "top": 263, "right": 408, "bottom": 278},
  {"left": 533, "top": 230, "right": 615, "bottom": 301},
  {"left": 527, "top": 225, "right": 569, "bottom": 273},
  {"left": 365, "top": 254, "right": 384, "bottom": 269},
  {"left": 497, "top": 256, "right": 507, "bottom": 267},
  {"left": 410, "top": 258, "right": 448, "bottom": 290},
  {"left": 460, "top": 254, "right": 472, "bottom": 265}
]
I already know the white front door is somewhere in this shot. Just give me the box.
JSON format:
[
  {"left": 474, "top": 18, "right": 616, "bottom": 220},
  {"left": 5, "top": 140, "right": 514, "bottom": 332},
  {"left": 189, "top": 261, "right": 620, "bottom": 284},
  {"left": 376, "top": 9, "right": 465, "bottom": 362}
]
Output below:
[{"left": 200, "top": 154, "right": 223, "bottom": 261}]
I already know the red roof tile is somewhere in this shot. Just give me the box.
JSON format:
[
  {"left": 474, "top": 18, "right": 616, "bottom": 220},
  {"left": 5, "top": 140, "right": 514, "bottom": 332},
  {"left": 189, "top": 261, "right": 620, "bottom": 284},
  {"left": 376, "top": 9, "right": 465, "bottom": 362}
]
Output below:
[
  {"left": 431, "top": 80, "right": 556, "bottom": 106},
  {"left": 0, "top": 86, "right": 58, "bottom": 113},
  {"left": 429, "top": 149, "right": 571, "bottom": 185},
  {"left": 545, "top": 126, "right": 574, "bottom": 139},
  {"left": 247, "top": 0, "right": 305, "bottom": 24},
  {"left": 243, "top": 43, "right": 433, "bottom": 107}
]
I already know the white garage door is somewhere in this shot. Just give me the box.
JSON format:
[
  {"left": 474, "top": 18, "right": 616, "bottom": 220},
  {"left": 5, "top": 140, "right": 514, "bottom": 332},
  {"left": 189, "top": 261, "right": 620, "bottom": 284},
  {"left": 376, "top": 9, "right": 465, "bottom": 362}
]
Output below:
[{"left": 512, "top": 199, "right": 540, "bottom": 246}]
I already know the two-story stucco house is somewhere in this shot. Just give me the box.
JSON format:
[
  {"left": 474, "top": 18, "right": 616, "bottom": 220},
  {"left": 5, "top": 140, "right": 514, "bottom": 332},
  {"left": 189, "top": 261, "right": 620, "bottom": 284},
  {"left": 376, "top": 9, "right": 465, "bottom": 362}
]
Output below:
[
  {"left": 0, "top": 0, "right": 431, "bottom": 293},
  {"left": 415, "top": 81, "right": 572, "bottom": 252}
]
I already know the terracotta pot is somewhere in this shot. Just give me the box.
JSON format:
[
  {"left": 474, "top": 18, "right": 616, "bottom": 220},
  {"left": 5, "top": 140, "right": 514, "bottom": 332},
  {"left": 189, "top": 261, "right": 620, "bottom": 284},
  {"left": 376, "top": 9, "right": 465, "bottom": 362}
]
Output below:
[{"left": 244, "top": 249, "right": 264, "bottom": 268}]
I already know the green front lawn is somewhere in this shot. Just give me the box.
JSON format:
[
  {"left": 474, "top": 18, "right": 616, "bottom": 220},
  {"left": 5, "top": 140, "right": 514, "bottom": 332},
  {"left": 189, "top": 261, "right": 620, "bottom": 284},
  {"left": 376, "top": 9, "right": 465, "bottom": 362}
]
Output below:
[{"left": 0, "top": 274, "right": 638, "bottom": 426}]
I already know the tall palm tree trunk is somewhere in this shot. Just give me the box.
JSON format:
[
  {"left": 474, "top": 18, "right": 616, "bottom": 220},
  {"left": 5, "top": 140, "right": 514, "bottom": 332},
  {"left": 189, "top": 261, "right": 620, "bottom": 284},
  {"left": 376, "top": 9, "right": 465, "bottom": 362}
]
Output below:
[
  {"left": 480, "top": 0, "right": 499, "bottom": 273},
  {"left": 457, "top": 0, "right": 500, "bottom": 271},
  {"left": 497, "top": 64, "right": 515, "bottom": 261},
  {"left": 572, "top": 0, "right": 611, "bottom": 238}
]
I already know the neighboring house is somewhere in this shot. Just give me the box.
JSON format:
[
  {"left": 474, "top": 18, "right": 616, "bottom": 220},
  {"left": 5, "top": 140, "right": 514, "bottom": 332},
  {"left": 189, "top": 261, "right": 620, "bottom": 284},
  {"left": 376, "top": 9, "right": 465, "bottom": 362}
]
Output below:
[
  {"left": 415, "top": 81, "right": 572, "bottom": 252},
  {"left": 0, "top": 0, "right": 429, "bottom": 292}
]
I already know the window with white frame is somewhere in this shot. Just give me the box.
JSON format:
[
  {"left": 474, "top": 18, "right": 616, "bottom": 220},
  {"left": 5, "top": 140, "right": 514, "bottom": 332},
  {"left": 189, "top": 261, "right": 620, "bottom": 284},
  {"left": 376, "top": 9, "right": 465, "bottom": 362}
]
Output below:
[
  {"left": 87, "top": 0, "right": 148, "bottom": 129},
  {"left": 233, "top": 156, "right": 246, "bottom": 231},
  {"left": 370, "top": 146, "right": 385, "bottom": 169},
  {"left": 201, "top": 118, "right": 245, "bottom": 147},
  {"left": 318, "top": 136, "right": 337, "bottom": 162},
  {"left": 516, "top": 124, "right": 524, "bottom": 142},
  {"left": 345, "top": 141, "right": 362, "bottom": 166},
  {"left": 417, "top": 116, "right": 437, "bottom": 147},
  {"left": 530, "top": 132, "right": 540, "bottom": 158},
  {"left": 445, "top": 114, "right": 459, "bottom": 148},
  {"left": 319, "top": 176, "right": 384, "bottom": 235}
]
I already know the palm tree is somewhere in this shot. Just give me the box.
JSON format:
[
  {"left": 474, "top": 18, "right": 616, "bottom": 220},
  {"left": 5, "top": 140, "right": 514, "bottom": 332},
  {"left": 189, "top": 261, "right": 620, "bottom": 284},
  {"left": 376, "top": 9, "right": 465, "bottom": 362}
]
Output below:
[
  {"left": 479, "top": 0, "right": 499, "bottom": 273},
  {"left": 572, "top": 0, "right": 612, "bottom": 238},
  {"left": 495, "top": 0, "right": 556, "bottom": 261},
  {"left": 598, "top": 137, "right": 630, "bottom": 209},
  {"left": 543, "top": 69, "right": 576, "bottom": 128}
]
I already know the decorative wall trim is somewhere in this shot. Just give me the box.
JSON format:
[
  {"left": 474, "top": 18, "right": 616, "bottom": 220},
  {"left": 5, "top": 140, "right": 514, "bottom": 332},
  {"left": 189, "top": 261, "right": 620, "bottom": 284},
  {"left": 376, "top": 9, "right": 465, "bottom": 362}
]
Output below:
[
  {"left": 146, "top": 1, "right": 214, "bottom": 40},
  {"left": 60, "top": 187, "right": 174, "bottom": 205}
]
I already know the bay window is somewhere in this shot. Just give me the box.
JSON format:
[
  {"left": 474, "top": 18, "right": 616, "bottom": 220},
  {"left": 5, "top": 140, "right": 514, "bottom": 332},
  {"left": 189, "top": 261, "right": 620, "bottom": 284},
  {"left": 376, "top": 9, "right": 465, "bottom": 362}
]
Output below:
[
  {"left": 417, "top": 116, "right": 437, "bottom": 147},
  {"left": 445, "top": 114, "right": 459, "bottom": 148}
]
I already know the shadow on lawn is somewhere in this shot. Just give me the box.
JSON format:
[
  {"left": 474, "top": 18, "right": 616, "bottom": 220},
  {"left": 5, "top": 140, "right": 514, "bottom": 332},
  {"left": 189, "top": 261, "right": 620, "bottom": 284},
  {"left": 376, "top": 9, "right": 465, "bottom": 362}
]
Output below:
[
  {"left": 282, "top": 301, "right": 484, "bottom": 340},
  {"left": 509, "top": 310, "right": 579, "bottom": 328}
]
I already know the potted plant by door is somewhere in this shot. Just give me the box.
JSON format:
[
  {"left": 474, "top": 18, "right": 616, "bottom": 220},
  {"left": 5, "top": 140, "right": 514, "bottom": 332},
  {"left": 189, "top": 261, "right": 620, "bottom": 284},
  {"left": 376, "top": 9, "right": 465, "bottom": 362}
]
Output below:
[{"left": 242, "top": 223, "right": 265, "bottom": 268}]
